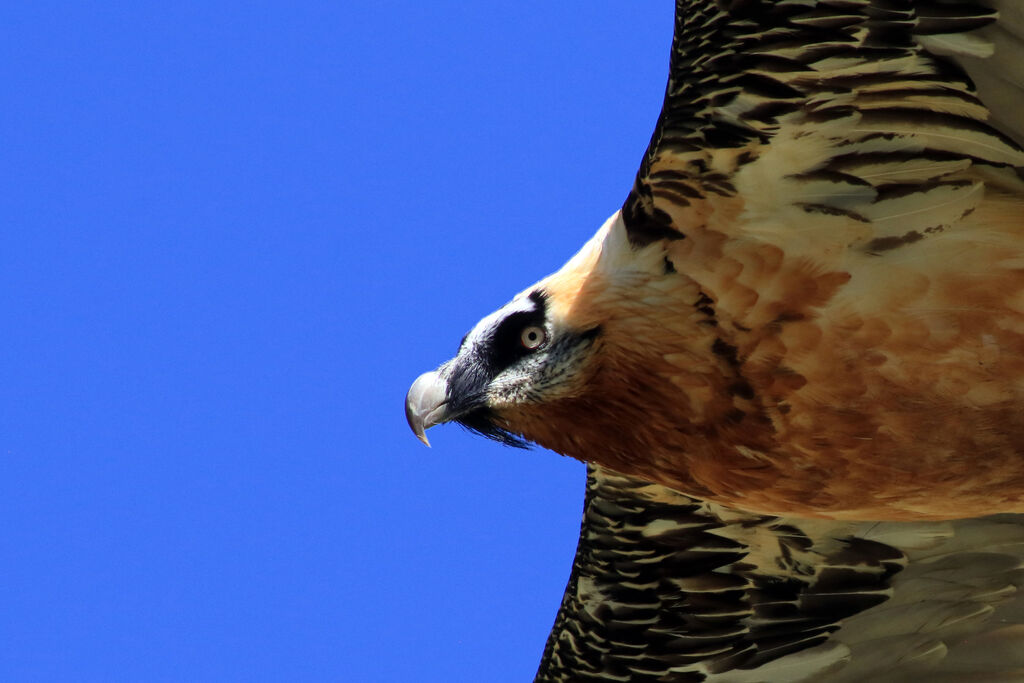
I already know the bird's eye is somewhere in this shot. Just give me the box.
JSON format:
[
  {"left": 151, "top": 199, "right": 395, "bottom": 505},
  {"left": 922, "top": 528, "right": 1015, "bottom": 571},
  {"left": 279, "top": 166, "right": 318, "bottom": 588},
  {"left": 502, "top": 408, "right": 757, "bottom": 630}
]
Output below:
[{"left": 520, "top": 325, "right": 546, "bottom": 350}]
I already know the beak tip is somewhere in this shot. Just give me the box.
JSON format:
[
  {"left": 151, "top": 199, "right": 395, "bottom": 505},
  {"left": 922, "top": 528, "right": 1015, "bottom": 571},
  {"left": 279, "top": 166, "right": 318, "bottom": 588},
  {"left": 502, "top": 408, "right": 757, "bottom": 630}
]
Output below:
[{"left": 405, "top": 370, "right": 449, "bottom": 446}]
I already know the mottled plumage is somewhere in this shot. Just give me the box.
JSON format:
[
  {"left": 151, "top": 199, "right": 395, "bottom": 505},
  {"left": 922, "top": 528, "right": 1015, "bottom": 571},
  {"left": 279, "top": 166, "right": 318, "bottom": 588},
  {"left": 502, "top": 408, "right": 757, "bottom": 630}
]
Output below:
[
  {"left": 537, "top": 465, "right": 1024, "bottom": 682},
  {"left": 406, "top": 0, "right": 1024, "bottom": 679}
]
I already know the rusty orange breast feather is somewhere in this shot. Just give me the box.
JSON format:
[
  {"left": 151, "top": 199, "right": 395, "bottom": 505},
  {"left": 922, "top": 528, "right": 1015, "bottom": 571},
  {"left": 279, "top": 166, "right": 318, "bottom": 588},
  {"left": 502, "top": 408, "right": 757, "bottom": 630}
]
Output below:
[{"left": 499, "top": 207, "right": 1024, "bottom": 521}]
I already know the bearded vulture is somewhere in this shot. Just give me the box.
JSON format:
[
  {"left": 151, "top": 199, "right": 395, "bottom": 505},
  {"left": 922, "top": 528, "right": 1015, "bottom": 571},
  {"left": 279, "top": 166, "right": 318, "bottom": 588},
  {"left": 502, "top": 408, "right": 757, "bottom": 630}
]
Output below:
[{"left": 406, "top": 1, "right": 1024, "bottom": 680}]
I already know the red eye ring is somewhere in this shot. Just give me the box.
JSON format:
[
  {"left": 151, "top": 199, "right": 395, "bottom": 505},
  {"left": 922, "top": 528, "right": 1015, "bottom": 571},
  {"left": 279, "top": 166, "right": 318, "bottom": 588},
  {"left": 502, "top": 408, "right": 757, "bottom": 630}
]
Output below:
[{"left": 520, "top": 325, "right": 546, "bottom": 350}]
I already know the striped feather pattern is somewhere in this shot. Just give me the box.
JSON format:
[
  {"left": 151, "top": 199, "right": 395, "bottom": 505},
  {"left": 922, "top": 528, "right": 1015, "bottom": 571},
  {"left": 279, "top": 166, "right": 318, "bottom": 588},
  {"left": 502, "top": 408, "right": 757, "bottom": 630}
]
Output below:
[
  {"left": 536, "top": 466, "right": 1024, "bottom": 682},
  {"left": 623, "top": 0, "right": 1024, "bottom": 247}
]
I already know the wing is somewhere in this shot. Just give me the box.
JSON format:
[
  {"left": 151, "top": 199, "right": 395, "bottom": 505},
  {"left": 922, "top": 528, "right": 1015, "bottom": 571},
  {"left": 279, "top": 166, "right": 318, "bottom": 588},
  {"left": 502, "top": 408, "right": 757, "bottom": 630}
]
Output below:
[
  {"left": 535, "top": 465, "right": 1024, "bottom": 682},
  {"left": 623, "top": 0, "right": 1024, "bottom": 248}
]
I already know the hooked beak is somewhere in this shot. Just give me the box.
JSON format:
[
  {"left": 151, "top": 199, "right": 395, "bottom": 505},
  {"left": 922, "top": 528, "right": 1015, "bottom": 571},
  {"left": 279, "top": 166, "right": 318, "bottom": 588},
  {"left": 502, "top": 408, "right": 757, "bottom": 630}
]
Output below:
[{"left": 404, "top": 370, "right": 450, "bottom": 447}]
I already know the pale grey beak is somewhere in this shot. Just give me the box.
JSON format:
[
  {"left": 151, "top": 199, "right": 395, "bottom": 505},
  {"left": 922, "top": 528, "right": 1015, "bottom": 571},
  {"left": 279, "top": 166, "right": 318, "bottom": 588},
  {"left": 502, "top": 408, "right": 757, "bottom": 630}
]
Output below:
[{"left": 405, "top": 370, "right": 450, "bottom": 447}]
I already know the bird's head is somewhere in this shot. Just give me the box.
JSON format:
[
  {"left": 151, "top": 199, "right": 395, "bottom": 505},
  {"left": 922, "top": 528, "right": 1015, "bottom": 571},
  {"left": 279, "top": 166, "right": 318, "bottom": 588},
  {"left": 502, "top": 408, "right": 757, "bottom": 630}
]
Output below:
[
  {"left": 405, "top": 286, "right": 604, "bottom": 448},
  {"left": 403, "top": 213, "right": 639, "bottom": 450},
  {"left": 404, "top": 211, "right": 714, "bottom": 460}
]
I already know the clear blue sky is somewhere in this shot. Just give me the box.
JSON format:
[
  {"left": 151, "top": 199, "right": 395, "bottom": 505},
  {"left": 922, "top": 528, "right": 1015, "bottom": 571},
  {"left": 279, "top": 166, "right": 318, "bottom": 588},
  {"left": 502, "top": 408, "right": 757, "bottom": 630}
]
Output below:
[{"left": 2, "top": 3, "right": 671, "bottom": 680}]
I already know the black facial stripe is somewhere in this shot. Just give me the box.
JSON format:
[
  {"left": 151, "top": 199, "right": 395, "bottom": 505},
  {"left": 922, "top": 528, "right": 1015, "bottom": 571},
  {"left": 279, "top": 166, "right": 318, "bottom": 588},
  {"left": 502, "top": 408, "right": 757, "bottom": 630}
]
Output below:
[
  {"left": 488, "top": 310, "right": 546, "bottom": 373},
  {"left": 469, "top": 289, "right": 550, "bottom": 375}
]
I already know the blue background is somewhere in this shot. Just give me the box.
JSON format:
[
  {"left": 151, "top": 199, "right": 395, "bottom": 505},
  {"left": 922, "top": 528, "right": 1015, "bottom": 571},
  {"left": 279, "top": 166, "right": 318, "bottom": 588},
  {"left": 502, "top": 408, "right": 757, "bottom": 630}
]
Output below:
[{"left": 2, "top": 3, "right": 671, "bottom": 680}]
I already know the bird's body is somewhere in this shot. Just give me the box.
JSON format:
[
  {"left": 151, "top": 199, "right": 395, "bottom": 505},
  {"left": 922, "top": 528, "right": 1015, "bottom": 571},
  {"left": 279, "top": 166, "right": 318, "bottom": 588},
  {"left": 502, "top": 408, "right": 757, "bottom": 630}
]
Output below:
[
  {"left": 505, "top": 203, "right": 1024, "bottom": 520},
  {"left": 406, "top": 0, "right": 1024, "bottom": 678},
  {"left": 490, "top": 1, "right": 1024, "bottom": 521}
]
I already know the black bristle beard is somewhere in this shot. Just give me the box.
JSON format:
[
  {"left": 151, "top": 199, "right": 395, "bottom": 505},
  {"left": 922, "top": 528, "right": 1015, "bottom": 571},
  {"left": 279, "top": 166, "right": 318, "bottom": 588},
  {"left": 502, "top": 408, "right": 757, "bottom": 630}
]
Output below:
[{"left": 456, "top": 408, "right": 531, "bottom": 449}]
